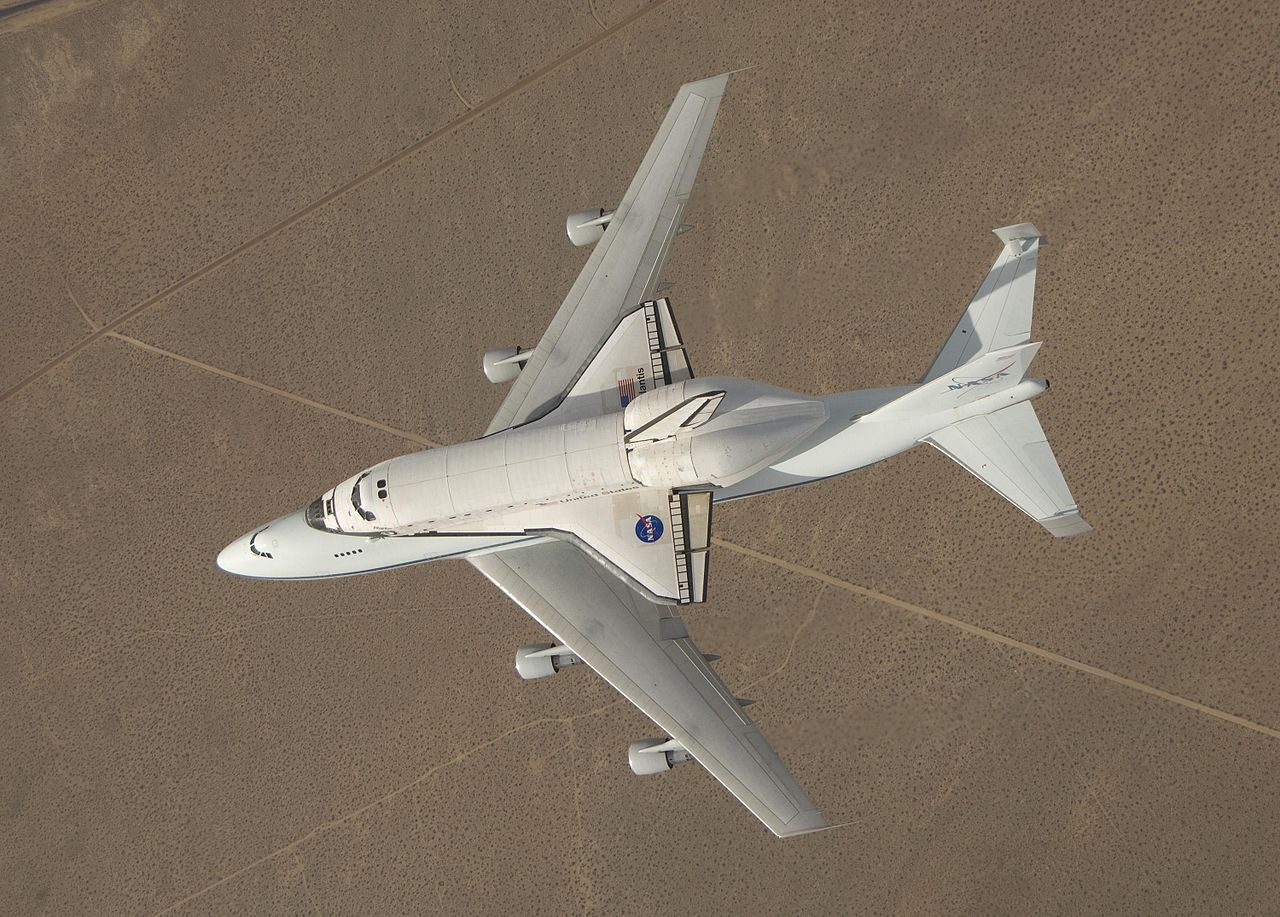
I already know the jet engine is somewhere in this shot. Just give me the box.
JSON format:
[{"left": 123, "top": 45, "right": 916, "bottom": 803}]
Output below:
[
  {"left": 628, "top": 738, "right": 693, "bottom": 775},
  {"left": 515, "top": 643, "right": 580, "bottom": 680},
  {"left": 483, "top": 346, "right": 528, "bottom": 384},
  {"left": 565, "top": 208, "right": 614, "bottom": 247}
]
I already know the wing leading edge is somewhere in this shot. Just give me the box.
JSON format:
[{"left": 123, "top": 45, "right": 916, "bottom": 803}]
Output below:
[{"left": 469, "top": 539, "right": 828, "bottom": 837}]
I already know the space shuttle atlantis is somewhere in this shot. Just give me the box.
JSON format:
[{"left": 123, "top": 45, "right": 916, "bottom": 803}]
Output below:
[{"left": 218, "top": 72, "right": 1090, "bottom": 838}]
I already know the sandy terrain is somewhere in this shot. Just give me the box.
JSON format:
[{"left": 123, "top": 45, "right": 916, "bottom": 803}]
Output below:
[{"left": 3, "top": 0, "right": 1278, "bottom": 913}]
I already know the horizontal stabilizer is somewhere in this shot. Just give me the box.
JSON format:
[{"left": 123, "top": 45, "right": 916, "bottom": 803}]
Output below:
[
  {"left": 924, "top": 400, "right": 1091, "bottom": 537},
  {"left": 924, "top": 223, "right": 1043, "bottom": 382},
  {"left": 876, "top": 342, "right": 1040, "bottom": 418}
]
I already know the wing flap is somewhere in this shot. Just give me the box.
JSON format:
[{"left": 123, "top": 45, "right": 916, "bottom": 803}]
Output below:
[
  {"left": 469, "top": 539, "right": 827, "bottom": 837},
  {"left": 669, "top": 490, "right": 712, "bottom": 604}
]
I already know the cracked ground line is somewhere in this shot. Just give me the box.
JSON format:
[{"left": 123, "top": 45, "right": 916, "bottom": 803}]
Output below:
[
  {"left": 565, "top": 719, "right": 598, "bottom": 912},
  {"left": 0, "top": 0, "right": 680, "bottom": 408},
  {"left": 713, "top": 536, "right": 1280, "bottom": 742},
  {"left": 1017, "top": 670, "right": 1135, "bottom": 852},
  {"left": 107, "top": 332, "right": 442, "bottom": 447},
  {"left": 64, "top": 280, "right": 98, "bottom": 331},
  {"left": 150, "top": 700, "right": 624, "bottom": 916},
  {"left": 741, "top": 584, "right": 825, "bottom": 699},
  {"left": 444, "top": 49, "right": 476, "bottom": 110},
  {"left": 586, "top": 0, "right": 607, "bottom": 31},
  {"left": 291, "top": 850, "right": 320, "bottom": 917}
]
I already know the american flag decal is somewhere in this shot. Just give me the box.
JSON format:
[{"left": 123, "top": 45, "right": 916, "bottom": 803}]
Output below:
[{"left": 617, "top": 376, "right": 637, "bottom": 407}]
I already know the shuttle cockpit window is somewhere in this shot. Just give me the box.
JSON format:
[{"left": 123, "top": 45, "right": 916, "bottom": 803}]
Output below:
[
  {"left": 304, "top": 497, "right": 329, "bottom": 531},
  {"left": 351, "top": 473, "right": 377, "bottom": 522}
]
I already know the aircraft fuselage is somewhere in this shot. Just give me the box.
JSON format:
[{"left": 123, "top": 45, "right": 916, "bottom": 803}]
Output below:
[{"left": 217, "top": 374, "right": 1047, "bottom": 581}]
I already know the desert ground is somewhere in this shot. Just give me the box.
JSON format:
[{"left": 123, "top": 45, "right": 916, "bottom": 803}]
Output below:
[{"left": 2, "top": 0, "right": 1278, "bottom": 914}]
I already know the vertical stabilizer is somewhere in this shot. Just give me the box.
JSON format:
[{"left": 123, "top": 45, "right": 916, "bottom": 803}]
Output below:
[{"left": 874, "top": 341, "right": 1041, "bottom": 418}]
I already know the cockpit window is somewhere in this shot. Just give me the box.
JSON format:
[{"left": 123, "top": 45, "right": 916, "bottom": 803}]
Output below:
[
  {"left": 248, "top": 528, "right": 274, "bottom": 558},
  {"left": 351, "top": 473, "right": 377, "bottom": 522},
  {"left": 304, "top": 497, "right": 328, "bottom": 531}
]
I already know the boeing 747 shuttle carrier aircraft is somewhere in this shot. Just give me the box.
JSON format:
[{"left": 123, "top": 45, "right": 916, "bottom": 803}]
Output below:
[{"left": 218, "top": 73, "right": 1090, "bottom": 837}]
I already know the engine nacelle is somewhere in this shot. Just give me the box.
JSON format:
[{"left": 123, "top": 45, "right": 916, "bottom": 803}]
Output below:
[
  {"left": 483, "top": 346, "right": 526, "bottom": 384},
  {"left": 515, "top": 643, "right": 580, "bottom": 680},
  {"left": 628, "top": 738, "right": 692, "bottom": 775},
  {"left": 565, "top": 208, "right": 613, "bottom": 247}
]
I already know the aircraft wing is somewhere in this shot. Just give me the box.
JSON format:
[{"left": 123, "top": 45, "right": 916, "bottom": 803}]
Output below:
[
  {"left": 484, "top": 73, "right": 731, "bottom": 434},
  {"left": 543, "top": 297, "right": 694, "bottom": 425},
  {"left": 469, "top": 538, "right": 828, "bottom": 837}
]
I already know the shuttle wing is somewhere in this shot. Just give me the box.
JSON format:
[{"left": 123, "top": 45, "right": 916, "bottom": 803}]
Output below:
[
  {"left": 485, "top": 73, "right": 731, "bottom": 434},
  {"left": 545, "top": 298, "right": 694, "bottom": 425},
  {"left": 450, "top": 484, "right": 714, "bottom": 605},
  {"left": 469, "top": 539, "right": 828, "bottom": 837}
]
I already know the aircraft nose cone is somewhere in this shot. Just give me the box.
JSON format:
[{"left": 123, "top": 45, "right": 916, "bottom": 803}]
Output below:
[{"left": 216, "top": 533, "right": 253, "bottom": 575}]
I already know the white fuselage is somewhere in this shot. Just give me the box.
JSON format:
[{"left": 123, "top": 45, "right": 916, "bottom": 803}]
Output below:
[{"left": 216, "top": 375, "right": 1046, "bottom": 580}]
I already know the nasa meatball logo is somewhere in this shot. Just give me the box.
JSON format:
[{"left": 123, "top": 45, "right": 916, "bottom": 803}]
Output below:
[{"left": 634, "top": 514, "right": 664, "bottom": 543}]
